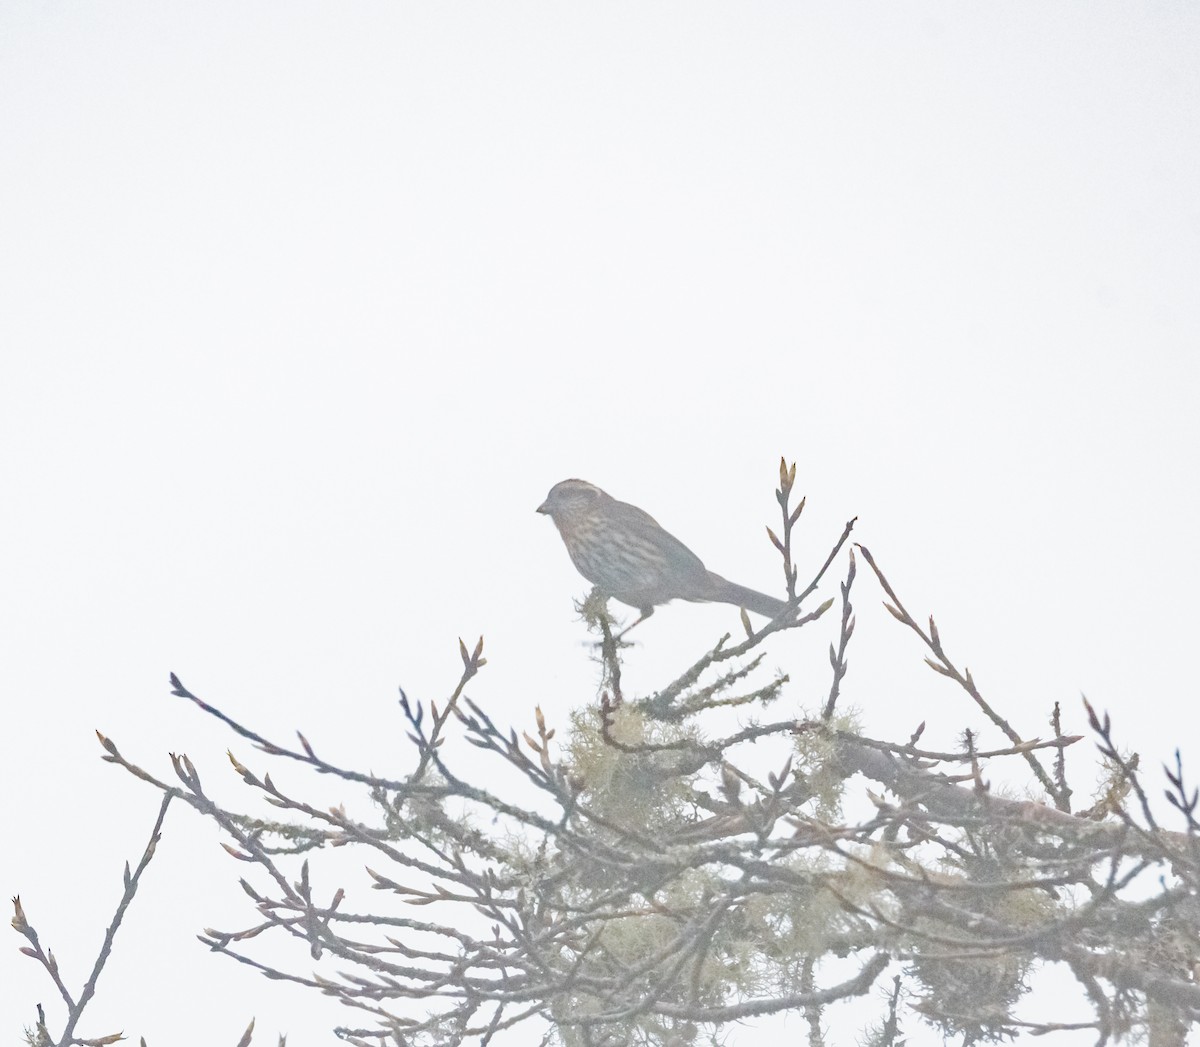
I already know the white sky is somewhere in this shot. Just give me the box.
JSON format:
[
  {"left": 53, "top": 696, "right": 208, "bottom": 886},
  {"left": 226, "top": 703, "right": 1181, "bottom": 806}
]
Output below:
[{"left": 2, "top": 3, "right": 1198, "bottom": 1044}]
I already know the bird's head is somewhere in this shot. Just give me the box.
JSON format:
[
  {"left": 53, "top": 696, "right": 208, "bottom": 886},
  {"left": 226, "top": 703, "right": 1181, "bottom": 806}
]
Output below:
[{"left": 537, "top": 479, "right": 607, "bottom": 520}]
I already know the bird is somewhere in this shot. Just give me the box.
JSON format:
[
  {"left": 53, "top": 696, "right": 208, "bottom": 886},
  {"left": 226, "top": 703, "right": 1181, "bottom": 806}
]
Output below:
[{"left": 536, "top": 478, "right": 789, "bottom": 627}]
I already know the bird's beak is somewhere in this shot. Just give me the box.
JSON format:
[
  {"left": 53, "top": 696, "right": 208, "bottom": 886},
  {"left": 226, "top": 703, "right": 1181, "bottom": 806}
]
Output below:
[{"left": 536, "top": 500, "right": 550, "bottom": 514}]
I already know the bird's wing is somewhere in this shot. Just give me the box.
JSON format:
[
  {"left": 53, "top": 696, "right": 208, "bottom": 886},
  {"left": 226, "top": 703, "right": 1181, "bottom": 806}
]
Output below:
[{"left": 609, "top": 498, "right": 708, "bottom": 575}]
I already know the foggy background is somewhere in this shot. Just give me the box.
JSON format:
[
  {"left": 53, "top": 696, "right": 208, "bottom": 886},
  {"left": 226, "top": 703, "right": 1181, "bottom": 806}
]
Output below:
[{"left": 2, "top": 3, "right": 1197, "bottom": 1043}]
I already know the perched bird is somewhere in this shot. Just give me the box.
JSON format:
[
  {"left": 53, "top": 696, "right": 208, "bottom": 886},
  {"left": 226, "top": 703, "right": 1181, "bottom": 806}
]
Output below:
[{"left": 537, "top": 478, "right": 789, "bottom": 625}]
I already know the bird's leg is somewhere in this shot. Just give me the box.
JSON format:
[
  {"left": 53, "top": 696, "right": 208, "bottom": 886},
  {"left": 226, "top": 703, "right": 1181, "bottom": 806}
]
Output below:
[
  {"left": 580, "top": 589, "right": 652, "bottom": 647},
  {"left": 580, "top": 588, "right": 633, "bottom": 652},
  {"left": 613, "top": 607, "right": 655, "bottom": 642}
]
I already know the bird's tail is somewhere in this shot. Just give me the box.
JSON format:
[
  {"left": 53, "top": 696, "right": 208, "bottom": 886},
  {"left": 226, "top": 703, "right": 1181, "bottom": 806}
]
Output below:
[{"left": 704, "top": 573, "right": 791, "bottom": 619}]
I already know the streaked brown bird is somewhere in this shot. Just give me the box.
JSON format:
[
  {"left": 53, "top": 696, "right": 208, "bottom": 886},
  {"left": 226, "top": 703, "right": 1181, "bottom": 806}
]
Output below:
[{"left": 537, "top": 478, "right": 789, "bottom": 625}]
